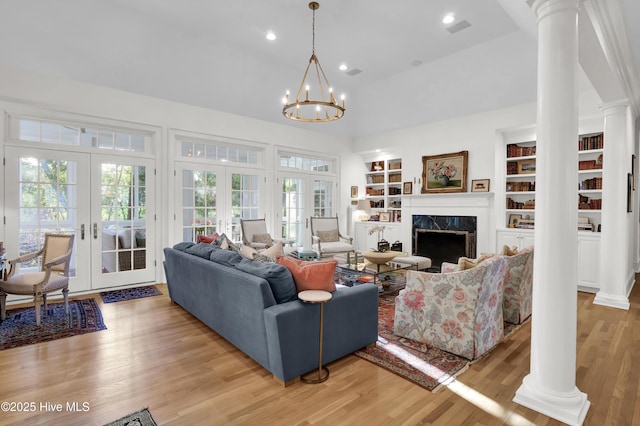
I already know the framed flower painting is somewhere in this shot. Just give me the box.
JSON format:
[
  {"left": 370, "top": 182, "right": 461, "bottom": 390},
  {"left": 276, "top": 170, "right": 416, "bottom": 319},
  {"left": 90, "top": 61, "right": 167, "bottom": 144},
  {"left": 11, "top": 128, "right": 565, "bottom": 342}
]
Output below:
[{"left": 421, "top": 150, "right": 468, "bottom": 193}]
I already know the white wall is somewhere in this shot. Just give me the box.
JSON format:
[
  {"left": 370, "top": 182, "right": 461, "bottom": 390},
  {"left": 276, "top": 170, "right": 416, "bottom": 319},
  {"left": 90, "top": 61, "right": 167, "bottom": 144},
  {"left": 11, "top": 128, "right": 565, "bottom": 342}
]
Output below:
[{"left": 0, "top": 65, "right": 353, "bottom": 283}]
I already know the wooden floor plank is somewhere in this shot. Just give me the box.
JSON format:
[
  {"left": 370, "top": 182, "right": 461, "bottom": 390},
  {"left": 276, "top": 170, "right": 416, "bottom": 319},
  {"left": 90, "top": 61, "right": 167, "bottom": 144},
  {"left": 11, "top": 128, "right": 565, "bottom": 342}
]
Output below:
[{"left": 0, "top": 279, "right": 639, "bottom": 425}]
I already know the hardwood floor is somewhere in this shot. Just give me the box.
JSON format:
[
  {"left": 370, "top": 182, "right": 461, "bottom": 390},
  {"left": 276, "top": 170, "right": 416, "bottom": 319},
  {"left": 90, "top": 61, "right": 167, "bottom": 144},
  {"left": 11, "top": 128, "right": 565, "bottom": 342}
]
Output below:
[{"left": 1, "top": 279, "right": 639, "bottom": 425}]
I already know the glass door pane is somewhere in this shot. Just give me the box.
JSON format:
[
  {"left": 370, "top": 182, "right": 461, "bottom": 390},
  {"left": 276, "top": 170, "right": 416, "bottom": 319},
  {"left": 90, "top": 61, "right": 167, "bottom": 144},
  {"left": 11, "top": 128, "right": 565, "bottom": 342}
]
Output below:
[
  {"left": 4, "top": 147, "right": 91, "bottom": 293},
  {"left": 229, "top": 172, "right": 261, "bottom": 242},
  {"left": 178, "top": 167, "right": 224, "bottom": 242},
  {"left": 313, "top": 179, "right": 334, "bottom": 217},
  {"left": 280, "top": 176, "right": 305, "bottom": 247},
  {"left": 91, "top": 155, "right": 155, "bottom": 288}
]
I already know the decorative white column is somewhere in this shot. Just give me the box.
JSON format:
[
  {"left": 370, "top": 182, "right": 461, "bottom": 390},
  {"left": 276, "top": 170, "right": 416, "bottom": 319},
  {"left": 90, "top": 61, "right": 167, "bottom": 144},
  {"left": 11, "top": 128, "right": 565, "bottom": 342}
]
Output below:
[
  {"left": 594, "top": 100, "right": 630, "bottom": 310},
  {"left": 513, "top": 1, "right": 590, "bottom": 425}
]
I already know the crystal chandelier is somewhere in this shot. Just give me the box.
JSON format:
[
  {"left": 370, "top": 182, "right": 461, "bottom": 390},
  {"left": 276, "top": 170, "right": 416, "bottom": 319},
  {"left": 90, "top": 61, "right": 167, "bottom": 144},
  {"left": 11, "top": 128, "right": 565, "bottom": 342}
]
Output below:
[{"left": 282, "top": 2, "right": 345, "bottom": 122}]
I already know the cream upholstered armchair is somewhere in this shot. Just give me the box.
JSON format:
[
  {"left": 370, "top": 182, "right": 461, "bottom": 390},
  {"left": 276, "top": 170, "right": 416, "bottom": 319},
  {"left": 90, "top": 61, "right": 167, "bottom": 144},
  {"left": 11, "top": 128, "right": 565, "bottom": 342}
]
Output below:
[
  {"left": 240, "top": 219, "right": 293, "bottom": 250},
  {"left": 0, "top": 233, "right": 75, "bottom": 326},
  {"left": 310, "top": 216, "right": 354, "bottom": 258}
]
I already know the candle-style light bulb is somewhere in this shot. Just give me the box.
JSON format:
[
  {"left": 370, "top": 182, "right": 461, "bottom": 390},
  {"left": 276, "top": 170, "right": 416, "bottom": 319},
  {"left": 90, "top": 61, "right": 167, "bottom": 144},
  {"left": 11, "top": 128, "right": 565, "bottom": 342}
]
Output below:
[
  {"left": 329, "top": 87, "right": 335, "bottom": 103},
  {"left": 305, "top": 85, "right": 310, "bottom": 101},
  {"left": 341, "top": 94, "right": 346, "bottom": 108}
]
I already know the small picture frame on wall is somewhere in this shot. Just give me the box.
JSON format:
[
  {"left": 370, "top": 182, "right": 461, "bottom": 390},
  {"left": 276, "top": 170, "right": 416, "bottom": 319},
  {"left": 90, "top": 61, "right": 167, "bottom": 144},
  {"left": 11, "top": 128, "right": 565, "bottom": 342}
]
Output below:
[
  {"left": 471, "top": 179, "right": 490, "bottom": 192},
  {"left": 350, "top": 185, "right": 358, "bottom": 198},
  {"left": 403, "top": 181, "right": 413, "bottom": 195},
  {"left": 379, "top": 212, "right": 391, "bottom": 222}
]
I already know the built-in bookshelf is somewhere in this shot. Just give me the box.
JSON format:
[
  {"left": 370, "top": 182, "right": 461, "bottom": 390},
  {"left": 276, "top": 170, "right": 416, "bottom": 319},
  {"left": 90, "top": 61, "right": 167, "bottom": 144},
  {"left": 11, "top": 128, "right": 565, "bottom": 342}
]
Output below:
[
  {"left": 577, "top": 132, "right": 604, "bottom": 231},
  {"left": 502, "top": 131, "right": 604, "bottom": 231},
  {"left": 505, "top": 140, "right": 536, "bottom": 229},
  {"left": 364, "top": 158, "right": 402, "bottom": 222}
]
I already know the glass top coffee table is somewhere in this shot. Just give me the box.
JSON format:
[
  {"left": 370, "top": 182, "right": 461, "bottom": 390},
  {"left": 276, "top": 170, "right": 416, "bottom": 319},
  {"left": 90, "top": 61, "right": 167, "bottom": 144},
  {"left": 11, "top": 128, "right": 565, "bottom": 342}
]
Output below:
[{"left": 334, "top": 252, "right": 417, "bottom": 295}]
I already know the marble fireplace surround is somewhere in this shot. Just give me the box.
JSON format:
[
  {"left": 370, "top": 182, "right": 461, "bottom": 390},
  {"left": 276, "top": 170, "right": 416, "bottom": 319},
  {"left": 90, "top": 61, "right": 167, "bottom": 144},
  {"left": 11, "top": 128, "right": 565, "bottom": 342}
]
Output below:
[{"left": 400, "top": 193, "right": 495, "bottom": 257}]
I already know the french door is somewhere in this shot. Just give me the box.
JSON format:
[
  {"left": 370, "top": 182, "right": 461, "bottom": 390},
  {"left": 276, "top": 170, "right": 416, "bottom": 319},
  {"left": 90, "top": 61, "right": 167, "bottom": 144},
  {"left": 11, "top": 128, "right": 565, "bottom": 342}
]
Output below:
[
  {"left": 278, "top": 173, "right": 336, "bottom": 248},
  {"left": 4, "top": 147, "right": 155, "bottom": 293},
  {"left": 175, "top": 162, "right": 264, "bottom": 243}
]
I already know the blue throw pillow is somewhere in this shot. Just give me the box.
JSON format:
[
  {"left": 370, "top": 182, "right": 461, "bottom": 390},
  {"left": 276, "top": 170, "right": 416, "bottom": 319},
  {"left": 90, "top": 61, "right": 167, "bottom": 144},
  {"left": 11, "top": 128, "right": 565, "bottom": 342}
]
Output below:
[
  {"left": 185, "top": 243, "right": 218, "bottom": 259},
  {"left": 210, "top": 248, "right": 243, "bottom": 267},
  {"left": 235, "top": 258, "right": 297, "bottom": 304},
  {"left": 173, "top": 241, "right": 195, "bottom": 251}
]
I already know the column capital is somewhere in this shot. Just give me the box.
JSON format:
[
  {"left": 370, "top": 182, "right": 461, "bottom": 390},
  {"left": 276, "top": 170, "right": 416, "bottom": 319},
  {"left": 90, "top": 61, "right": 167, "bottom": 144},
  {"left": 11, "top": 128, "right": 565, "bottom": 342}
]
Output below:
[
  {"left": 599, "top": 98, "right": 629, "bottom": 115},
  {"left": 532, "top": 0, "right": 580, "bottom": 21}
]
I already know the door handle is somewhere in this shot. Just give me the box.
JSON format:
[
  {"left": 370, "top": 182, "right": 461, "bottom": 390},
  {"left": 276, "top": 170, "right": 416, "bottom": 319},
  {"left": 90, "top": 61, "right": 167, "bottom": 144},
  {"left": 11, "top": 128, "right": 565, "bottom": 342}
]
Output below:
[
  {"left": 93, "top": 223, "right": 98, "bottom": 239},
  {"left": 81, "top": 224, "right": 85, "bottom": 240},
  {"left": 306, "top": 218, "right": 309, "bottom": 228}
]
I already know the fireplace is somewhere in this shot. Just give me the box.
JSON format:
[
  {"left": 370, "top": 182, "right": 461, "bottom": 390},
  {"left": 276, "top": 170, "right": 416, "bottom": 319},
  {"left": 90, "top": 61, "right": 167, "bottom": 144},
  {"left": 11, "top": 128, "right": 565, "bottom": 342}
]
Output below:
[{"left": 412, "top": 215, "right": 477, "bottom": 271}]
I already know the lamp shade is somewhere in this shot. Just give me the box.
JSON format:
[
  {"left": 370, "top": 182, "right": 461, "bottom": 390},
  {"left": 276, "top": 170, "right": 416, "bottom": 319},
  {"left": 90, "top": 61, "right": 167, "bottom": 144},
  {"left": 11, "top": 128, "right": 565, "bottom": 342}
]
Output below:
[{"left": 356, "top": 199, "right": 371, "bottom": 210}]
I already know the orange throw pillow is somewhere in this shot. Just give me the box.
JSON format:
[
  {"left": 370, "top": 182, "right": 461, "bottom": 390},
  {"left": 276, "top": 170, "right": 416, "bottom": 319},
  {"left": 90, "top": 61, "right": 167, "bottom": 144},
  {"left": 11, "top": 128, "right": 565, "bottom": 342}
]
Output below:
[
  {"left": 197, "top": 233, "right": 220, "bottom": 244},
  {"left": 276, "top": 256, "right": 337, "bottom": 292}
]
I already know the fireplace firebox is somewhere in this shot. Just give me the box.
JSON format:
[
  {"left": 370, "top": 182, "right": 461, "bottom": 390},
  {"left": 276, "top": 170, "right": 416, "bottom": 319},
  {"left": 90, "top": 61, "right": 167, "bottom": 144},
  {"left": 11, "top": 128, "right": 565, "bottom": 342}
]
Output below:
[{"left": 412, "top": 215, "right": 477, "bottom": 271}]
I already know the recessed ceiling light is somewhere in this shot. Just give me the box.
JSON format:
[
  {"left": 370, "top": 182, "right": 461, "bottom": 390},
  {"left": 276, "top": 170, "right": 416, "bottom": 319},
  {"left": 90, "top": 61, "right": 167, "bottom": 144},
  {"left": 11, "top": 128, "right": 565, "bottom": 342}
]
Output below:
[
  {"left": 266, "top": 31, "right": 276, "bottom": 41},
  {"left": 339, "top": 64, "right": 348, "bottom": 71},
  {"left": 442, "top": 13, "right": 455, "bottom": 24}
]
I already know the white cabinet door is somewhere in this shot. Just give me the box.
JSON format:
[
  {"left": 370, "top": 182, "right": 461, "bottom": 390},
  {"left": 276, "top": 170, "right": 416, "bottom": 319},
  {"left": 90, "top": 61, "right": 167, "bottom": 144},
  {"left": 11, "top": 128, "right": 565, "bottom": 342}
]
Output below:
[
  {"left": 577, "top": 233, "right": 600, "bottom": 291},
  {"left": 496, "top": 229, "right": 535, "bottom": 251}
]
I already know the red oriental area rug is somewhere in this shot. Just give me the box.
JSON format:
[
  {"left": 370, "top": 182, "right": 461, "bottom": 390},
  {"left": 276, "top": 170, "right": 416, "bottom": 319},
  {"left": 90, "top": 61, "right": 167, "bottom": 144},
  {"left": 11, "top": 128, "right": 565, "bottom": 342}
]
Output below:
[
  {"left": 355, "top": 295, "right": 471, "bottom": 392},
  {"left": 0, "top": 298, "right": 106, "bottom": 350}
]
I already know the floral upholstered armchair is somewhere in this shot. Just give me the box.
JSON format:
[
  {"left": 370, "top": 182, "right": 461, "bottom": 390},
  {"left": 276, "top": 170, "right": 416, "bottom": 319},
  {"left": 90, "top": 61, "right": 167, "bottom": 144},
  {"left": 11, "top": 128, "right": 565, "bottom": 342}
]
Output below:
[
  {"left": 441, "top": 246, "right": 534, "bottom": 325},
  {"left": 501, "top": 246, "right": 534, "bottom": 324},
  {"left": 393, "top": 255, "right": 508, "bottom": 360}
]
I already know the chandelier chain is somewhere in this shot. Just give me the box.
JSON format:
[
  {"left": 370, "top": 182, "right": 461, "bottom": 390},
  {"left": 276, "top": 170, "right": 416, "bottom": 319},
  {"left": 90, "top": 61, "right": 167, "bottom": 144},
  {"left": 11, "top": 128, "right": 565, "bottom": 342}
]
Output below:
[{"left": 312, "top": 6, "right": 316, "bottom": 56}]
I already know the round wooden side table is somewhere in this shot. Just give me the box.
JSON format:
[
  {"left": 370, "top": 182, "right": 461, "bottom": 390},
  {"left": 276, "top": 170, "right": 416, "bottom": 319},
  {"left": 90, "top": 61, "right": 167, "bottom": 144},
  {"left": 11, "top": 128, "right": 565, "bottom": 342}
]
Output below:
[{"left": 298, "top": 289, "right": 332, "bottom": 384}]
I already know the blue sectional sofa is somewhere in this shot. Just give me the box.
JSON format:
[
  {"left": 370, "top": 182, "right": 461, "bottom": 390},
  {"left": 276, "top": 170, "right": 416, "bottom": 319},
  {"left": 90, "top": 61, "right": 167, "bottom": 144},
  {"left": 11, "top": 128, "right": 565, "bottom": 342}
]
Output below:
[{"left": 163, "top": 243, "right": 379, "bottom": 385}]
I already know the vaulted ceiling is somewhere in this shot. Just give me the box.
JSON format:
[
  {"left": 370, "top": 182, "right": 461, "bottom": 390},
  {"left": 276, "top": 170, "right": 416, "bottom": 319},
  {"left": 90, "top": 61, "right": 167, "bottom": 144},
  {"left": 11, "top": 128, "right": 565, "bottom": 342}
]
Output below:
[{"left": 0, "top": 0, "right": 637, "bottom": 139}]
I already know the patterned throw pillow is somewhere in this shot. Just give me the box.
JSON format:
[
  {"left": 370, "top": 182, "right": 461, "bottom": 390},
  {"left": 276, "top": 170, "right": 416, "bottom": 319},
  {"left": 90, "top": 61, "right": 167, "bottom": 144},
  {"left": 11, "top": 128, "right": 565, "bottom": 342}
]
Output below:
[
  {"left": 316, "top": 229, "right": 339, "bottom": 242},
  {"left": 213, "top": 233, "right": 240, "bottom": 252},
  {"left": 253, "top": 233, "right": 274, "bottom": 247},
  {"left": 253, "top": 253, "right": 275, "bottom": 263}
]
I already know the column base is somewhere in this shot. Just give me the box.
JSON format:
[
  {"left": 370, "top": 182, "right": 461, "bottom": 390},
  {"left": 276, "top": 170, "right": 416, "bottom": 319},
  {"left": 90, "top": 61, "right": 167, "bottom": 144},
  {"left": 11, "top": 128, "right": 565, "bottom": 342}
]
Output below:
[
  {"left": 513, "top": 375, "right": 590, "bottom": 426},
  {"left": 593, "top": 291, "right": 630, "bottom": 310}
]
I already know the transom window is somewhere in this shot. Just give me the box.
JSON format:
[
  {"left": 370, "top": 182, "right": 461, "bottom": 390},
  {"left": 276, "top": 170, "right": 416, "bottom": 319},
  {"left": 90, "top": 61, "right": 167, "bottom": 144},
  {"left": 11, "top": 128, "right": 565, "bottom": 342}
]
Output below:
[
  {"left": 10, "top": 117, "right": 149, "bottom": 153},
  {"left": 278, "top": 152, "right": 334, "bottom": 173},
  {"left": 178, "top": 139, "right": 261, "bottom": 165}
]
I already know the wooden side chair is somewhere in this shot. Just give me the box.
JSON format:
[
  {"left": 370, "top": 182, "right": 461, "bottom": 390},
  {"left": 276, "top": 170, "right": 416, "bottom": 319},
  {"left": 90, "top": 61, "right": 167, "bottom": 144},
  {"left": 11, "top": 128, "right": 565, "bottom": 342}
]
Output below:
[
  {"left": 0, "top": 233, "right": 75, "bottom": 326},
  {"left": 310, "top": 216, "right": 354, "bottom": 258},
  {"left": 240, "top": 219, "right": 293, "bottom": 250}
]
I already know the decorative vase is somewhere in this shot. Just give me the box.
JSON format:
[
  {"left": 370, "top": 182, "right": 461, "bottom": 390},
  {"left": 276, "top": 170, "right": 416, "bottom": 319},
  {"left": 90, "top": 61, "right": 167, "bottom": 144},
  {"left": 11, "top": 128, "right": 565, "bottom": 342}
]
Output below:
[{"left": 439, "top": 176, "right": 449, "bottom": 186}]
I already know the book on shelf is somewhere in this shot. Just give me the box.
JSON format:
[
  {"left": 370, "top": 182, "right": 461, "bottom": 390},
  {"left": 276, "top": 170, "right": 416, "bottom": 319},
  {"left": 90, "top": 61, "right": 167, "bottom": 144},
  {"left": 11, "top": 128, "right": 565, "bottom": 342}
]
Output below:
[
  {"left": 507, "top": 143, "right": 536, "bottom": 158},
  {"left": 578, "top": 133, "right": 604, "bottom": 151}
]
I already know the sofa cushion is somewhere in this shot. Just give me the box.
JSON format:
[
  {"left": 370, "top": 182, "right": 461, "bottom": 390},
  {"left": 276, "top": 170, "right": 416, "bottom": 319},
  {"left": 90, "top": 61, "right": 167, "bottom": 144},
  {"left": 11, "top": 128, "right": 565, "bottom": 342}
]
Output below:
[
  {"left": 276, "top": 256, "right": 337, "bottom": 292},
  {"left": 316, "top": 229, "right": 339, "bottom": 242},
  {"left": 173, "top": 241, "right": 195, "bottom": 251},
  {"left": 185, "top": 243, "right": 218, "bottom": 259},
  {"left": 235, "top": 258, "right": 297, "bottom": 303},
  {"left": 209, "top": 247, "right": 243, "bottom": 267}
]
